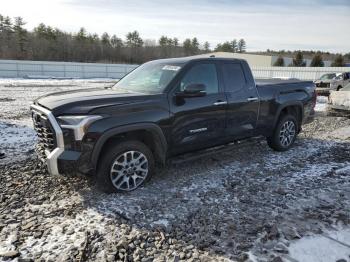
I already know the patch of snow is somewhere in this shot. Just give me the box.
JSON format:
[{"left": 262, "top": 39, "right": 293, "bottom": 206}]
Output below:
[
  {"left": 288, "top": 228, "right": 350, "bottom": 262},
  {"left": 0, "top": 226, "right": 18, "bottom": 253},
  {"left": 291, "top": 162, "right": 350, "bottom": 179},
  {"left": 0, "top": 78, "right": 116, "bottom": 120},
  {"left": 317, "top": 96, "right": 328, "bottom": 103},
  {"left": 330, "top": 125, "right": 350, "bottom": 140},
  {"left": 335, "top": 165, "right": 350, "bottom": 175},
  {"left": 0, "top": 119, "right": 36, "bottom": 164},
  {"left": 315, "top": 102, "right": 327, "bottom": 112},
  {"left": 151, "top": 219, "right": 170, "bottom": 228},
  {"left": 315, "top": 95, "right": 328, "bottom": 112}
]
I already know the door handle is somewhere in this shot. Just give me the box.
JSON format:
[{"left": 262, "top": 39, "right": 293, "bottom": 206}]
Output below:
[
  {"left": 213, "top": 101, "right": 227, "bottom": 106},
  {"left": 247, "top": 97, "right": 259, "bottom": 102}
]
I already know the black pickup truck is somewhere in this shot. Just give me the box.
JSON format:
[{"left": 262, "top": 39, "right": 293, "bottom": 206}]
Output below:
[{"left": 31, "top": 57, "right": 316, "bottom": 192}]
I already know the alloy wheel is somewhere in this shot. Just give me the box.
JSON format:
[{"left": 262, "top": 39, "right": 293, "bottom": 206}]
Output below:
[
  {"left": 279, "top": 120, "right": 296, "bottom": 147},
  {"left": 110, "top": 150, "right": 148, "bottom": 191}
]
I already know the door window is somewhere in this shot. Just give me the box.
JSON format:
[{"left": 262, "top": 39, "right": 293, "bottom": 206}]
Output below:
[
  {"left": 179, "top": 64, "right": 219, "bottom": 94},
  {"left": 222, "top": 63, "right": 246, "bottom": 92}
]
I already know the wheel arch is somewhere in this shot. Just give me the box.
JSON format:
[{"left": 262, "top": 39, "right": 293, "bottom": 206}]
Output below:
[
  {"left": 91, "top": 123, "right": 167, "bottom": 170},
  {"left": 273, "top": 102, "right": 303, "bottom": 132}
]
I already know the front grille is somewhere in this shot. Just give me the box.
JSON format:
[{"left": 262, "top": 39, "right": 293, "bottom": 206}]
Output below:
[
  {"left": 316, "top": 82, "right": 330, "bottom": 88},
  {"left": 32, "top": 110, "right": 57, "bottom": 159}
]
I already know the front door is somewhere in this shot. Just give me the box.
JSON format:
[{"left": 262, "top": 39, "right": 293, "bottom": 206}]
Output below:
[{"left": 168, "top": 62, "right": 227, "bottom": 155}]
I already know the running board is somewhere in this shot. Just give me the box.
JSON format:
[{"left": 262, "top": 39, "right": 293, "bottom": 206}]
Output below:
[{"left": 168, "top": 137, "right": 264, "bottom": 165}]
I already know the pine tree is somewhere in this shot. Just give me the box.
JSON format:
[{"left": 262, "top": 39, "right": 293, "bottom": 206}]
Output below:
[
  {"left": 203, "top": 41, "right": 210, "bottom": 52},
  {"left": 34, "top": 23, "right": 47, "bottom": 38},
  {"left": 231, "top": 39, "right": 237, "bottom": 52},
  {"left": 292, "top": 51, "right": 306, "bottom": 66},
  {"left": 191, "top": 37, "right": 200, "bottom": 54},
  {"left": 126, "top": 31, "right": 143, "bottom": 48},
  {"left": 237, "top": 39, "right": 246, "bottom": 53},
  {"left": 273, "top": 56, "right": 285, "bottom": 66},
  {"left": 2, "top": 16, "right": 13, "bottom": 43},
  {"left": 75, "top": 27, "right": 87, "bottom": 41},
  {"left": 166, "top": 38, "right": 173, "bottom": 46},
  {"left": 0, "top": 14, "right": 4, "bottom": 32},
  {"left": 111, "top": 35, "right": 123, "bottom": 48},
  {"left": 344, "top": 52, "right": 350, "bottom": 61},
  {"left": 173, "top": 37, "right": 179, "bottom": 47},
  {"left": 183, "top": 38, "right": 192, "bottom": 56},
  {"left": 158, "top": 36, "right": 168, "bottom": 47},
  {"left": 215, "top": 41, "right": 233, "bottom": 52},
  {"left": 310, "top": 53, "right": 324, "bottom": 67},
  {"left": 331, "top": 55, "right": 345, "bottom": 67},
  {"left": 3, "top": 16, "right": 13, "bottom": 33},
  {"left": 13, "top": 17, "right": 28, "bottom": 58},
  {"left": 101, "top": 32, "right": 111, "bottom": 46}
]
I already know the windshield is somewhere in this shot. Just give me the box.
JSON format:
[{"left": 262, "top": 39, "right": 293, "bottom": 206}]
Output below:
[
  {"left": 335, "top": 74, "right": 343, "bottom": 80},
  {"left": 113, "top": 61, "right": 183, "bottom": 94},
  {"left": 319, "top": 73, "right": 336, "bottom": 80}
]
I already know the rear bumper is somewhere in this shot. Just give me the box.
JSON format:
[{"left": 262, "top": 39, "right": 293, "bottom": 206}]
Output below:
[{"left": 316, "top": 88, "right": 331, "bottom": 95}]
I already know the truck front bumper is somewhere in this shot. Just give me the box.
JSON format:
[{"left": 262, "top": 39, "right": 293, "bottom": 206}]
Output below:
[{"left": 31, "top": 104, "right": 92, "bottom": 176}]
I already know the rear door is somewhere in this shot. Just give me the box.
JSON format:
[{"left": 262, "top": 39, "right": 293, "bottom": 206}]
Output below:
[
  {"left": 220, "top": 62, "right": 259, "bottom": 138},
  {"left": 168, "top": 61, "right": 227, "bottom": 154}
]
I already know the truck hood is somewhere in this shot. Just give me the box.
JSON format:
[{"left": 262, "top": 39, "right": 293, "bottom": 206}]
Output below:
[
  {"left": 34, "top": 87, "right": 156, "bottom": 115},
  {"left": 314, "top": 80, "right": 333, "bottom": 84}
]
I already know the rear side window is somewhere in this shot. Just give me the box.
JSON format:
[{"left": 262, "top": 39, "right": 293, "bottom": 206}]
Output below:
[
  {"left": 222, "top": 63, "right": 246, "bottom": 92},
  {"left": 179, "top": 63, "right": 219, "bottom": 94}
]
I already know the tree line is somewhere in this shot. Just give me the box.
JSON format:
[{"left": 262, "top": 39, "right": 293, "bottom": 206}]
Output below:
[
  {"left": 1, "top": 14, "right": 347, "bottom": 66},
  {"left": 273, "top": 51, "right": 346, "bottom": 67},
  {"left": 0, "top": 14, "right": 247, "bottom": 64}
]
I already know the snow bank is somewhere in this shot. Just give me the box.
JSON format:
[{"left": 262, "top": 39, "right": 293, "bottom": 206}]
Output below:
[{"left": 329, "top": 91, "right": 350, "bottom": 109}]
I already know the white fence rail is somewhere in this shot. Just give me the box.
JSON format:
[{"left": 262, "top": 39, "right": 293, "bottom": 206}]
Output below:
[
  {"left": 0, "top": 59, "right": 138, "bottom": 78},
  {"left": 251, "top": 66, "right": 349, "bottom": 81},
  {"left": 0, "top": 59, "right": 348, "bottom": 81}
]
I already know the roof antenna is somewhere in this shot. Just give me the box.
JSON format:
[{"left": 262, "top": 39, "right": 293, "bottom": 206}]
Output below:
[{"left": 210, "top": 55, "right": 215, "bottom": 58}]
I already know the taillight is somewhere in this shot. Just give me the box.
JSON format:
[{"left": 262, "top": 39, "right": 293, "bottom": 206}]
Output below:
[{"left": 312, "top": 89, "right": 317, "bottom": 109}]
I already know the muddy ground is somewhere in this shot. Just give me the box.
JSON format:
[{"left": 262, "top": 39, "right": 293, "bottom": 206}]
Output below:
[{"left": 0, "top": 79, "right": 349, "bottom": 262}]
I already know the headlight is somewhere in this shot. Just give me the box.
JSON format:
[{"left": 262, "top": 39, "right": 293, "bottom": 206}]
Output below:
[{"left": 57, "top": 115, "right": 102, "bottom": 140}]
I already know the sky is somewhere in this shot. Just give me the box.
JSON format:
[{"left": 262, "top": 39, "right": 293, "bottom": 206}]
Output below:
[{"left": 1, "top": 0, "right": 350, "bottom": 53}]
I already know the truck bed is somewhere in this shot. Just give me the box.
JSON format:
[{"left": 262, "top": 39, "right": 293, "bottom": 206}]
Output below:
[{"left": 256, "top": 78, "right": 313, "bottom": 87}]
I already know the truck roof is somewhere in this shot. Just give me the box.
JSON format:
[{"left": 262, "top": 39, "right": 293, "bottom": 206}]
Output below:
[{"left": 155, "top": 56, "right": 246, "bottom": 64}]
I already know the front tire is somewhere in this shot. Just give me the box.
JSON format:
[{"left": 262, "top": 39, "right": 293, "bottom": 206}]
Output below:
[
  {"left": 267, "top": 114, "right": 298, "bottom": 152},
  {"left": 96, "top": 140, "right": 155, "bottom": 193}
]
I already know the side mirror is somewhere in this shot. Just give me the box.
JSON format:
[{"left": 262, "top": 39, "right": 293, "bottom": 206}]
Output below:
[{"left": 176, "top": 83, "right": 206, "bottom": 98}]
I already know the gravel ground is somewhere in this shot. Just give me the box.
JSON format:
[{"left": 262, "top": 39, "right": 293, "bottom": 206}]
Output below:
[{"left": 0, "top": 80, "right": 350, "bottom": 262}]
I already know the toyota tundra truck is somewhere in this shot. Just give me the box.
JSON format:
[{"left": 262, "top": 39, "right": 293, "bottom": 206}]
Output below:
[{"left": 31, "top": 57, "right": 316, "bottom": 192}]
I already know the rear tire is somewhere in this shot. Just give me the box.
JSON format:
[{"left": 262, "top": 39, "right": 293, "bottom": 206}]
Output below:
[
  {"left": 267, "top": 114, "right": 298, "bottom": 152},
  {"left": 337, "top": 86, "right": 343, "bottom": 91},
  {"left": 96, "top": 140, "right": 155, "bottom": 193}
]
